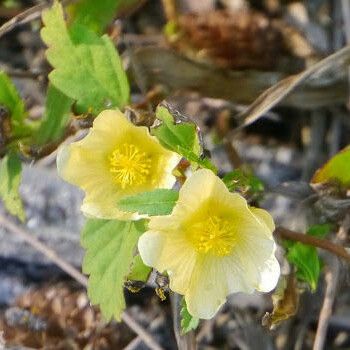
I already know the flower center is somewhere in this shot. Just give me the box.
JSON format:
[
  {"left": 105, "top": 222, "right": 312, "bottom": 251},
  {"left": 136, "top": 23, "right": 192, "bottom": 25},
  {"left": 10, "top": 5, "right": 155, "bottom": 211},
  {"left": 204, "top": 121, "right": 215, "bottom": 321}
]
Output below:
[
  {"left": 188, "top": 216, "right": 237, "bottom": 256},
  {"left": 109, "top": 143, "right": 151, "bottom": 189}
]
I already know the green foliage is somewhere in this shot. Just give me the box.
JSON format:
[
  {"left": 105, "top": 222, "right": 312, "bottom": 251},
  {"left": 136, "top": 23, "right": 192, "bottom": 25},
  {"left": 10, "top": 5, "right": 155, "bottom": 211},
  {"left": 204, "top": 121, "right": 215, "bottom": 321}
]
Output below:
[
  {"left": 68, "top": 0, "right": 139, "bottom": 34},
  {"left": 0, "top": 71, "right": 30, "bottom": 139},
  {"left": 0, "top": 152, "right": 25, "bottom": 221},
  {"left": 154, "top": 105, "right": 199, "bottom": 154},
  {"left": 128, "top": 254, "right": 152, "bottom": 282},
  {"left": 311, "top": 145, "right": 350, "bottom": 188},
  {"left": 180, "top": 298, "right": 199, "bottom": 334},
  {"left": 35, "top": 85, "right": 73, "bottom": 144},
  {"left": 81, "top": 219, "right": 146, "bottom": 321},
  {"left": 153, "top": 105, "right": 216, "bottom": 171},
  {"left": 223, "top": 169, "right": 264, "bottom": 193},
  {"left": 287, "top": 244, "right": 320, "bottom": 292},
  {"left": 307, "top": 223, "right": 332, "bottom": 238},
  {"left": 286, "top": 224, "right": 331, "bottom": 291},
  {"left": 41, "top": 1, "right": 129, "bottom": 116},
  {"left": 3, "top": 0, "right": 20, "bottom": 9},
  {"left": 118, "top": 189, "right": 178, "bottom": 216}
]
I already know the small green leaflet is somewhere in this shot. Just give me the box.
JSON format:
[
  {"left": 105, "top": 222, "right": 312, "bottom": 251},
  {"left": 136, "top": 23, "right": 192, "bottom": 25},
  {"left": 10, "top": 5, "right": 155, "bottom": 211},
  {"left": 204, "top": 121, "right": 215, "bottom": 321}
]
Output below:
[
  {"left": 152, "top": 105, "right": 216, "bottom": 172},
  {"left": 222, "top": 169, "right": 264, "bottom": 193},
  {"left": 155, "top": 105, "right": 199, "bottom": 153},
  {"left": 287, "top": 224, "right": 331, "bottom": 291},
  {"left": 67, "top": 0, "right": 139, "bottom": 34},
  {"left": 180, "top": 298, "right": 199, "bottom": 334},
  {"left": 118, "top": 189, "right": 179, "bottom": 216},
  {"left": 0, "top": 152, "right": 25, "bottom": 221},
  {"left": 307, "top": 224, "right": 332, "bottom": 238},
  {"left": 81, "top": 219, "right": 146, "bottom": 321},
  {"left": 0, "top": 71, "right": 31, "bottom": 139},
  {"left": 35, "top": 85, "right": 73, "bottom": 144},
  {"left": 41, "top": 1, "right": 129, "bottom": 115},
  {"left": 311, "top": 145, "right": 350, "bottom": 189},
  {"left": 128, "top": 254, "right": 152, "bottom": 282}
]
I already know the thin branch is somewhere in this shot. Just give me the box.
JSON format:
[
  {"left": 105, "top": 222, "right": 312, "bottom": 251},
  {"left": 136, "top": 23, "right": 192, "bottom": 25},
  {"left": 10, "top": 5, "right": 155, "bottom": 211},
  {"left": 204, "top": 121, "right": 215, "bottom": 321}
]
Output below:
[
  {"left": 0, "top": 214, "right": 88, "bottom": 286},
  {"left": 123, "top": 315, "right": 164, "bottom": 350},
  {"left": 0, "top": 67, "right": 45, "bottom": 80},
  {"left": 0, "top": 0, "right": 78, "bottom": 39},
  {"left": 0, "top": 214, "right": 164, "bottom": 350},
  {"left": 170, "top": 293, "right": 197, "bottom": 350},
  {"left": 0, "top": 3, "right": 47, "bottom": 39},
  {"left": 274, "top": 227, "right": 350, "bottom": 263},
  {"left": 342, "top": 2, "right": 350, "bottom": 111},
  {"left": 312, "top": 215, "right": 349, "bottom": 350},
  {"left": 313, "top": 257, "right": 340, "bottom": 350},
  {"left": 216, "top": 110, "right": 243, "bottom": 169},
  {"left": 161, "top": 0, "right": 178, "bottom": 23},
  {"left": 341, "top": 0, "right": 350, "bottom": 46}
]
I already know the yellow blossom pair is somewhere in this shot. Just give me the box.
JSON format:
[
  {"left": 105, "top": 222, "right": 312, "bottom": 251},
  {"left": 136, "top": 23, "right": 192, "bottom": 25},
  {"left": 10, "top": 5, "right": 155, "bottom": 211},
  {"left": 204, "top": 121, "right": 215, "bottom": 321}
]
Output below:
[{"left": 58, "top": 109, "right": 280, "bottom": 319}]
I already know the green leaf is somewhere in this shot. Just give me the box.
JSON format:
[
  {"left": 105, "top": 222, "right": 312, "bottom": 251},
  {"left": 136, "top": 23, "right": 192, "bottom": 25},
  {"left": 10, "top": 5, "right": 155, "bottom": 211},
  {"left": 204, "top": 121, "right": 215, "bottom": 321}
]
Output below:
[
  {"left": 287, "top": 244, "right": 320, "bottom": 292},
  {"left": 118, "top": 189, "right": 179, "bottom": 216},
  {"left": 0, "top": 71, "right": 30, "bottom": 139},
  {"left": 223, "top": 169, "right": 264, "bottom": 193},
  {"left": 0, "top": 152, "right": 25, "bottom": 221},
  {"left": 286, "top": 225, "right": 330, "bottom": 292},
  {"left": 154, "top": 105, "right": 199, "bottom": 153},
  {"left": 128, "top": 254, "right": 152, "bottom": 282},
  {"left": 307, "top": 223, "right": 332, "bottom": 238},
  {"left": 35, "top": 85, "right": 73, "bottom": 144},
  {"left": 81, "top": 219, "right": 146, "bottom": 321},
  {"left": 153, "top": 105, "right": 216, "bottom": 172},
  {"left": 68, "top": 0, "right": 139, "bottom": 34},
  {"left": 41, "top": 1, "right": 129, "bottom": 115},
  {"left": 180, "top": 298, "right": 199, "bottom": 334},
  {"left": 311, "top": 145, "right": 350, "bottom": 188}
]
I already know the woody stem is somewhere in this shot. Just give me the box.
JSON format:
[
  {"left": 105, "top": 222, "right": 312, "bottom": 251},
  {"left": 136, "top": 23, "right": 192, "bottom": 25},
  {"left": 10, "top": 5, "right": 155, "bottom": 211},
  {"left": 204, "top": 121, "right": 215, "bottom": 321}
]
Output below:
[{"left": 274, "top": 226, "right": 350, "bottom": 263}]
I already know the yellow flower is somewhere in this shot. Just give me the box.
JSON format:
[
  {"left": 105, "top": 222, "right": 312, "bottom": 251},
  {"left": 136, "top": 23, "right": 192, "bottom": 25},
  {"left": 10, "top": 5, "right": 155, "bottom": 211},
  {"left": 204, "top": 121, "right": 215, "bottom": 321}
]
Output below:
[
  {"left": 138, "top": 169, "right": 280, "bottom": 319},
  {"left": 57, "top": 109, "right": 181, "bottom": 220}
]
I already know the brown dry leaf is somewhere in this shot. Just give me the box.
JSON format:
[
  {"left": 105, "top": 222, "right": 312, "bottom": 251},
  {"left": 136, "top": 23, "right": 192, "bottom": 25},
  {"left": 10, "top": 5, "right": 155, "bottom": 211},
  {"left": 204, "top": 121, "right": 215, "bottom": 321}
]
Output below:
[
  {"left": 130, "top": 46, "right": 348, "bottom": 112},
  {"left": 172, "top": 10, "right": 284, "bottom": 70},
  {"left": 131, "top": 46, "right": 286, "bottom": 104},
  {"left": 237, "top": 45, "right": 350, "bottom": 128},
  {"left": 262, "top": 274, "right": 299, "bottom": 330},
  {"left": 2, "top": 283, "right": 134, "bottom": 349}
]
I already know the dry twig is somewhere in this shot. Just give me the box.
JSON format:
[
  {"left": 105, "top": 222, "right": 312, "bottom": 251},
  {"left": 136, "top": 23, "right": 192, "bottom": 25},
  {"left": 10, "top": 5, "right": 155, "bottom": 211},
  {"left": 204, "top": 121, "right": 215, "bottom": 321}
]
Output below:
[
  {"left": 0, "top": 214, "right": 164, "bottom": 350},
  {"left": 0, "top": 0, "right": 78, "bottom": 39},
  {"left": 274, "top": 227, "right": 350, "bottom": 263},
  {"left": 171, "top": 293, "right": 197, "bottom": 350},
  {"left": 312, "top": 215, "right": 349, "bottom": 350},
  {"left": 313, "top": 257, "right": 340, "bottom": 350}
]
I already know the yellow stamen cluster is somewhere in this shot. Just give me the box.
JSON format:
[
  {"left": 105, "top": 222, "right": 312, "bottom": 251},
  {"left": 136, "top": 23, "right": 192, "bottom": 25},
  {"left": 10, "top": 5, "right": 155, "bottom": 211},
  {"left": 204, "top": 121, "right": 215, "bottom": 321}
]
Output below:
[
  {"left": 109, "top": 143, "right": 152, "bottom": 188},
  {"left": 188, "top": 215, "right": 237, "bottom": 256}
]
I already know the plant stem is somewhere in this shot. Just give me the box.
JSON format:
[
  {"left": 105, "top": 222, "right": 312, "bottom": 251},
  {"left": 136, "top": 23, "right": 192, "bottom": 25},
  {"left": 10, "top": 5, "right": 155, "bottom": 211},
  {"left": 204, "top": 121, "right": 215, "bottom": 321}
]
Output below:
[
  {"left": 161, "top": 0, "right": 178, "bottom": 23},
  {"left": 171, "top": 293, "right": 197, "bottom": 350},
  {"left": 274, "top": 226, "right": 350, "bottom": 263},
  {"left": 313, "top": 257, "right": 340, "bottom": 350}
]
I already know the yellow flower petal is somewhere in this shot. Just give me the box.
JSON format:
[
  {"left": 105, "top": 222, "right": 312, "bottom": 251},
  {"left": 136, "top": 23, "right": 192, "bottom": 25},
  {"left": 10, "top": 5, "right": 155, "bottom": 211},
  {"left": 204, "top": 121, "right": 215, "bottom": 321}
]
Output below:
[
  {"left": 185, "top": 255, "right": 255, "bottom": 319},
  {"left": 172, "top": 168, "right": 248, "bottom": 220},
  {"left": 138, "top": 169, "right": 280, "bottom": 319},
  {"left": 57, "top": 109, "right": 181, "bottom": 219},
  {"left": 138, "top": 230, "right": 196, "bottom": 294},
  {"left": 257, "top": 251, "right": 280, "bottom": 292},
  {"left": 250, "top": 207, "right": 276, "bottom": 234}
]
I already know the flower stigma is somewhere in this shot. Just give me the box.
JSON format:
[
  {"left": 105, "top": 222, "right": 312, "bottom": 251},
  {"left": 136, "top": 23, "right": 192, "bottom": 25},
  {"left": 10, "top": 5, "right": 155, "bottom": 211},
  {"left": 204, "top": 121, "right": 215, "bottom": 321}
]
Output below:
[
  {"left": 188, "top": 215, "right": 237, "bottom": 256},
  {"left": 109, "top": 143, "right": 152, "bottom": 188}
]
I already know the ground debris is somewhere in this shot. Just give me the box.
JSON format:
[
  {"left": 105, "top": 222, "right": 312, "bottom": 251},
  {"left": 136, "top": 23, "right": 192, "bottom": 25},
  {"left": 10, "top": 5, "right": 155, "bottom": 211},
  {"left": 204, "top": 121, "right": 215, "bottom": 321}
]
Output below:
[{"left": 0, "top": 283, "right": 134, "bottom": 349}]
